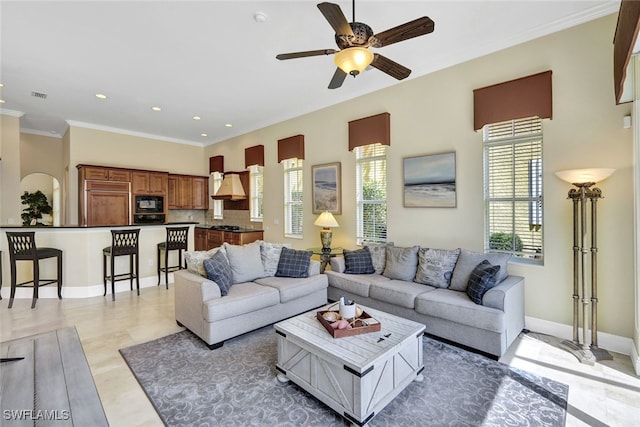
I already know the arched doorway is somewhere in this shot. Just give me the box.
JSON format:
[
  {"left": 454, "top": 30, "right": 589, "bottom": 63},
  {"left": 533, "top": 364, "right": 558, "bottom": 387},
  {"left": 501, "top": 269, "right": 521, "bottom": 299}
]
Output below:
[{"left": 20, "top": 173, "right": 61, "bottom": 226}]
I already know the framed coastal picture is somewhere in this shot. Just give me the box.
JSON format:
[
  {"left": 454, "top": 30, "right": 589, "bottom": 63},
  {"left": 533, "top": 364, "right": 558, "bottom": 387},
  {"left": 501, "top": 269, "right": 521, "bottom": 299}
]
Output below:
[
  {"left": 403, "top": 152, "right": 456, "bottom": 208},
  {"left": 312, "top": 162, "right": 341, "bottom": 214}
]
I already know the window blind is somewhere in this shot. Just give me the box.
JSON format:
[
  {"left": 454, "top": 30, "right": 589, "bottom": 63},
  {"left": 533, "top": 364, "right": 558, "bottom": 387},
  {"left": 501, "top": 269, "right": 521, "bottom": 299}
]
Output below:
[
  {"left": 484, "top": 117, "right": 543, "bottom": 261},
  {"left": 356, "top": 144, "right": 387, "bottom": 244},
  {"left": 249, "top": 165, "right": 264, "bottom": 222},
  {"left": 211, "top": 172, "right": 223, "bottom": 219},
  {"left": 283, "top": 158, "right": 303, "bottom": 238}
]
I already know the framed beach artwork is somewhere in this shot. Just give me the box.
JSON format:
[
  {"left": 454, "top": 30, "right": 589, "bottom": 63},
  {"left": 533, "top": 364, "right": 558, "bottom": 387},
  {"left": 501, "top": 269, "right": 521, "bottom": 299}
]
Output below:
[
  {"left": 403, "top": 152, "right": 456, "bottom": 208},
  {"left": 312, "top": 162, "right": 341, "bottom": 214}
]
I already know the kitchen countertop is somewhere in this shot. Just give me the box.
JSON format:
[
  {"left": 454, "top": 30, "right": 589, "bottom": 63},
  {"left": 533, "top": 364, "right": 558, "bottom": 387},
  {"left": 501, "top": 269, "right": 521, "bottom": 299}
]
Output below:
[
  {"left": 195, "top": 224, "right": 264, "bottom": 233},
  {"left": 0, "top": 222, "right": 198, "bottom": 229}
]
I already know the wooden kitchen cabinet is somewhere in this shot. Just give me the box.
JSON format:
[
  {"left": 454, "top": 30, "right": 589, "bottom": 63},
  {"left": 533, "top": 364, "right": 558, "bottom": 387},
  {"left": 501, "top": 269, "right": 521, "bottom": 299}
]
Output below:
[
  {"left": 77, "top": 165, "right": 132, "bottom": 226},
  {"left": 81, "top": 166, "right": 131, "bottom": 182},
  {"left": 192, "top": 176, "right": 209, "bottom": 210},
  {"left": 168, "top": 174, "right": 209, "bottom": 210},
  {"left": 194, "top": 228, "right": 207, "bottom": 251},
  {"left": 223, "top": 231, "right": 263, "bottom": 246},
  {"left": 194, "top": 228, "right": 263, "bottom": 251},
  {"left": 207, "top": 230, "right": 225, "bottom": 248},
  {"left": 132, "top": 171, "right": 168, "bottom": 195},
  {"left": 86, "top": 191, "right": 130, "bottom": 226}
]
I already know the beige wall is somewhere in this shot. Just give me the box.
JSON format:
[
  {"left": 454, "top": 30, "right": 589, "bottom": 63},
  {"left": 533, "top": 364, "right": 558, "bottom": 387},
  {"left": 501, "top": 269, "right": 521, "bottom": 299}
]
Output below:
[
  {"left": 0, "top": 114, "right": 22, "bottom": 225},
  {"left": 20, "top": 133, "right": 63, "bottom": 180},
  {"left": 204, "top": 14, "right": 635, "bottom": 339}
]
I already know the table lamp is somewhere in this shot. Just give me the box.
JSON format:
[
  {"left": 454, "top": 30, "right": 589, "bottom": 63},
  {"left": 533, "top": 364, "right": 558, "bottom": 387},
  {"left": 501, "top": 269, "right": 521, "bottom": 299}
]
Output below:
[{"left": 314, "top": 211, "right": 339, "bottom": 253}]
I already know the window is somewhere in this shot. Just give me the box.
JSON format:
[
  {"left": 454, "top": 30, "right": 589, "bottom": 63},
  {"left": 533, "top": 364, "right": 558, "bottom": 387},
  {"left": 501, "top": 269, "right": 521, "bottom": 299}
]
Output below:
[
  {"left": 355, "top": 144, "right": 387, "bottom": 244},
  {"left": 483, "top": 116, "right": 543, "bottom": 262},
  {"left": 211, "top": 171, "right": 223, "bottom": 220},
  {"left": 283, "top": 158, "right": 303, "bottom": 238},
  {"left": 249, "top": 165, "right": 263, "bottom": 222}
]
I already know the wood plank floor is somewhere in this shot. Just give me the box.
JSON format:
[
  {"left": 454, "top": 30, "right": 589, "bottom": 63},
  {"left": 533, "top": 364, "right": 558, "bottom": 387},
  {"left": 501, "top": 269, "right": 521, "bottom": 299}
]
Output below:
[{"left": 1, "top": 286, "right": 639, "bottom": 427}]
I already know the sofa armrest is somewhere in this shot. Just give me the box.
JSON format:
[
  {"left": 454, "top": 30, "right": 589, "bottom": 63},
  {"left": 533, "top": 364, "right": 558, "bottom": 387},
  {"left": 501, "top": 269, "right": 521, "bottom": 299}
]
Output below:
[
  {"left": 174, "top": 269, "right": 221, "bottom": 302},
  {"left": 330, "top": 257, "right": 346, "bottom": 273},
  {"left": 308, "top": 259, "right": 321, "bottom": 276},
  {"left": 482, "top": 275, "right": 523, "bottom": 311}
]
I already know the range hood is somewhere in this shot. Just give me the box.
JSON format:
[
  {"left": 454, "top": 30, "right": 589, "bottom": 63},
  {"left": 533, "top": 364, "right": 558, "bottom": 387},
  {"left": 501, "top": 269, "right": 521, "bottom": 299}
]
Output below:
[{"left": 212, "top": 173, "right": 246, "bottom": 201}]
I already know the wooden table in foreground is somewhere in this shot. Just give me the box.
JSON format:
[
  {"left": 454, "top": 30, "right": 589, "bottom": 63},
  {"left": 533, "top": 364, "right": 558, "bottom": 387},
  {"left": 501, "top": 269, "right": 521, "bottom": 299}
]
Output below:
[
  {"left": 0, "top": 327, "right": 108, "bottom": 427},
  {"left": 274, "top": 304, "right": 426, "bottom": 426}
]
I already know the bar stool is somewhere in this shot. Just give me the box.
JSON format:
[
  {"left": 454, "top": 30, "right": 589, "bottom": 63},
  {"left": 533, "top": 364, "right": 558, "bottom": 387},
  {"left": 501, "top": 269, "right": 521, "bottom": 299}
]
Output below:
[
  {"left": 157, "top": 226, "right": 189, "bottom": 288},
  {"left": 103, "top": 229, "right": 140, "bottom": 301},
  {"left": 5, "top": 232, "right": 63, "bottom": 309}
]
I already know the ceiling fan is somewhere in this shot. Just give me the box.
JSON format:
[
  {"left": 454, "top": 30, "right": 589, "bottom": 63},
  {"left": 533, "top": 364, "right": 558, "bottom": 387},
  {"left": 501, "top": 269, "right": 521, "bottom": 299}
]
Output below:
[{"left": 276, "top": 1, "right": 435, "bottom": 89}]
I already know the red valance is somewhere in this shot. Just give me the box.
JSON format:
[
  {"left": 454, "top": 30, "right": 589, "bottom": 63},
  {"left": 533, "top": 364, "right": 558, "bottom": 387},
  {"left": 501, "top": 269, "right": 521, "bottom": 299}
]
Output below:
[
  {"left": 245, "top": 145, "right": 264, "bottom": 168},
  {"left": 209, "top": 155, "right": 224, "bottom": 174},
  {"left": 348, "top": 112, "right": 390, "bottom": 151},
  {"left": 613, "top": 0, "right": 640, "bottom": 104},
  {"left": 277, "top": 135, "right": 304, "bottom": 163}
]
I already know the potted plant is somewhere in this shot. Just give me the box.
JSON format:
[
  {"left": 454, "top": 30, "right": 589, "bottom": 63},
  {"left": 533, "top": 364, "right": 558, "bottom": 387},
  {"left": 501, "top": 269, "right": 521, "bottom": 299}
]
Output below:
[{"left": 21, "top": 190, "right": 53, "bottom": 226}]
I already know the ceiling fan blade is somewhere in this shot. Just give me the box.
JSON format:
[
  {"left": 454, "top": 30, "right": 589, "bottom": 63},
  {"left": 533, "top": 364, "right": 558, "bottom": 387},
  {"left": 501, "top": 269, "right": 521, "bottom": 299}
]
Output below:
[
  {"left": 276, "top": 49, "right": 337, "bottom": 60},
  {"left": 372, "top": 17, "right": 435, "bottom": 47},
  {"left": 328, "top": 68, "right": 347, "bottom": 89},
  {"left": 370, "top": 54, "right": 411, "bottom": 80},
  {"left": 317, "top": 2, "right": 354, "bottom": 37}
]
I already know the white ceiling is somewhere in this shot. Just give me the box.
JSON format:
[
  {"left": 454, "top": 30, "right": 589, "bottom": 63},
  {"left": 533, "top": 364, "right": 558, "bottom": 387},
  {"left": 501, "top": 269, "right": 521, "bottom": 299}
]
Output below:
[{"left": 0, "top": 1, "right": 620, "bottom": 146}]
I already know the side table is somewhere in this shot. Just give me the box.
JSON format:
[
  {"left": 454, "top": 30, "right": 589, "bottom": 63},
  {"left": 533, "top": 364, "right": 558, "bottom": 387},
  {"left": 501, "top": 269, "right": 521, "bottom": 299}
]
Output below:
[{"left": 306, "top": 247, "right": 343, "bottom": 273}]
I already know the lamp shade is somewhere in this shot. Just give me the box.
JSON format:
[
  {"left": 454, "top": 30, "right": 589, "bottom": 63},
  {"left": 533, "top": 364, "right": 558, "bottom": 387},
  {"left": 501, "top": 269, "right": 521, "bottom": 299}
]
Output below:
[
  {"left": 334, "top": 47, "right": 374, "bottom": 76},
  {"left": 555, "top": 168, "right": 615, "bottom": 185},
  {"left": 314, "top": 211, "right": 339, "bottom": 228}
]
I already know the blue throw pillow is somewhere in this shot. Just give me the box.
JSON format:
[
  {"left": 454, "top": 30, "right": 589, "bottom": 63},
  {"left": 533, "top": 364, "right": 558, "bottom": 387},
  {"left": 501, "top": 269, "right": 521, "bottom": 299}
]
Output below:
[
  {"left": 275, "top": 247, "right": 312, "bottom": 278},
  {"left": 343, "top": 248, "right": 375, "bottom": 274},
  {"left": 466, "top": 260, "right": 501, "bottom": 305},
  {"left": 203, "top": 251, "right": 233, "bottom": 296}
]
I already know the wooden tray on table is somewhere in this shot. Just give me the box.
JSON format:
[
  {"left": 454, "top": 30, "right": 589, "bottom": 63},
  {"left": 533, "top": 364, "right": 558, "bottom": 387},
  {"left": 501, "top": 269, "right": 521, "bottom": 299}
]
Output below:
[{"left": 316, "top": 310, "right": 381, "bottom": 338}]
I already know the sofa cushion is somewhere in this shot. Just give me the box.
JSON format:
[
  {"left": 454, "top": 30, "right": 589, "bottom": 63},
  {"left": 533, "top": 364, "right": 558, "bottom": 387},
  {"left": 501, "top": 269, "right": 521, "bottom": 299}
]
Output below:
[
  {"left": 203, "top": 282, "right": 280, "bottom": 322},
  {"left": 324, "top": 271, "right": 389, "bottom": 297},
  {"left": 276, "top": 247, "right": 312, "bottom": 278},
  {"left": 364, "top": 242, "right": 393, "bottom": 274},
  {"left": 369, "top": 280, "right": 436, "bottom": 309},
  {"left": 449, "top": 249, "right": 511, "bottom": 292},
  {"left": 255, "top": 274, "right": 328, "bottom": 303},
  {"left": 415, "top": 289, "right": 505, "bottom": 333},
  {"left": 224, "top": 241, "right": 265, "bottom": 284},
  {"left": 343, "top": 248, "right": 375, "bottom": 274},
  {"left": 260, "top": 241, "right": 292, "bottom": 277},
  {"left": 466, "top": 260, "right": 501, "bottom": 304},
  {"left": 185, "top": 247, "right": 225, "bottom": 277},
  {"left": 414, "top": 247, "right": 461, "bottom": 289},
  {"left": 383, "top": 246, "right": 419, "bottom": 281},
  {"left": 203, "top": 251, "right": 233, "bottom": 296}
]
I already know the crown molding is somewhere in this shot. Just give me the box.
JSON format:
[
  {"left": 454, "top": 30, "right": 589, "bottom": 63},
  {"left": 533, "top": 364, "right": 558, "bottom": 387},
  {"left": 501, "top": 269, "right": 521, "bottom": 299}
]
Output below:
[
  {"left": 0, "top": 108, "right": 25, "bottom": 118},
  {"left": 21, "top": 127, "right": 64, "bottom": 139},
  {"left": 66, "top": 120, "right": 205, "bottom": 147}
]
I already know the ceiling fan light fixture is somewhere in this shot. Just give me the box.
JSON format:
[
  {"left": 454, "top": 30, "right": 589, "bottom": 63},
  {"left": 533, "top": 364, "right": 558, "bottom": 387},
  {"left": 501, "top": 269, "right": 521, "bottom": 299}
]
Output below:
[{"left": 334, "top": 47, "right": 373, "bottom": 76}]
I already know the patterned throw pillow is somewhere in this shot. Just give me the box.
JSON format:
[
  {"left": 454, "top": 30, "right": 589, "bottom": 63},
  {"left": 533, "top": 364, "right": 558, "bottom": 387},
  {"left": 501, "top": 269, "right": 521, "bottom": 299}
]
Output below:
[
  {"left": 364, "top": 242, "right": 393, "bottom": 274},
  {"left": 260, "top": 241, "right": 292, "bottom": 277},
  {"left": 466, "top": 260, "right": 501, "bottom": 304},
  {"left": 203, "top": 251, "right": 233, "bottom": 296},
  {"left": 184, "top": 247, "right": 223, "bottom": 277},
  {"left": 343, "top": 248, "right": 375, "bottom": 274},
  {"left": 414, "top": 248, "right": 461, "bottom": 288},
  {"left": 382, "top": 246, "right": 420, "bottom": 281},
  {"left": 275, "top": 247, "right": 312, "bottom": 278},
  {"left": 450, "top": 249, "right": 510, "bottom": 292}
]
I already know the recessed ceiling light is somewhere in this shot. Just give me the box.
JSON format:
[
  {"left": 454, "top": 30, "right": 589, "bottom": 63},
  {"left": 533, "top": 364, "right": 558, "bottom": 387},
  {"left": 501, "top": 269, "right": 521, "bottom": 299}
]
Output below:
[
  {"left": 0, "top": 99, "right": 5, "bottom": 104},
  {"left": 225, "top": 123, "right": 233, "bottom": 128},
  {"left": 151, "top": 106, "right": 162, "bottom": 111},
  {"left": 193, "top": 116, "right": 201, "bottom": 120},
  {"left": 0, "top": 83, "right": 4, "bottom": 88},
  {"left": 95, "top": 93, "right": 107, "bottom": 99},
  {"left": 201, "top": 133, "right": 208, "bottom": 137}
]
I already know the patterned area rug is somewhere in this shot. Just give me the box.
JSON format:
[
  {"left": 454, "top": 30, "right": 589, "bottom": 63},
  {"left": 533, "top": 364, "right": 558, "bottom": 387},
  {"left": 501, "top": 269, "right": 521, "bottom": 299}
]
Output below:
[{"left": 120, "top": 326, "right": 567, "bottom": 426}]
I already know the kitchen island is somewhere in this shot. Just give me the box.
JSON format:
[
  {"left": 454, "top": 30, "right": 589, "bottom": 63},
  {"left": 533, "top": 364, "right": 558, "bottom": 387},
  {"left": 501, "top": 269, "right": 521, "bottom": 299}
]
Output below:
[{"left": 0, "top": 223, "right": 196, "bottom": 300}]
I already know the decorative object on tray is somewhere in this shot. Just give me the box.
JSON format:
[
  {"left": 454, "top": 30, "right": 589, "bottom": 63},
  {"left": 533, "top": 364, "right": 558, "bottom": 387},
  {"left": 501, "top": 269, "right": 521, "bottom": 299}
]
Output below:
[{"left": 317, "top": 299, "right": 381, "bottom": 338}]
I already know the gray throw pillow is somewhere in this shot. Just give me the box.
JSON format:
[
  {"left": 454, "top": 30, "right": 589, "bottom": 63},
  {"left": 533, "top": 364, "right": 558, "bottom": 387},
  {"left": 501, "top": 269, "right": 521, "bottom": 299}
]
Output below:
[
  {"left": 449, "top": 249, "right": 511, "bottom": 292},
  {"left": 343, "top": 248, "right": 375, "bottom": 274},
  {"left": 382, "top": 246, "right": 419, "bottom": 281},
  {"left": 364, "top": 242, "right": 394, "bottom": 275},
  {"left": 275, "top": 247, "right": 312, "bottom": 278},
  {"left": 414, "top": 247, "right": 461, "bottom": 288},
  {"left": 184, "top": 247, "right": 224, "bottom": 277},
  {"left": 203, "top": 251, "right": 233, "bottom": 296},
  {"left": 223, "top": 241, "right": 265, "bottom": 284},
  {"left": 260, "top": 241, "right": 292, "bottom": 277},
  {"left": 466, "top": 260, "right": 501, "bottom": 304}
]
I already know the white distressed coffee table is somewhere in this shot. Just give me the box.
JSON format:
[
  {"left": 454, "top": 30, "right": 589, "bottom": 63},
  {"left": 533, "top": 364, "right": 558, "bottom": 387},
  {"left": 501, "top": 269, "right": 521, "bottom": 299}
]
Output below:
[{"left": 274, "top": 304, "right": 425, "bottom": 426}]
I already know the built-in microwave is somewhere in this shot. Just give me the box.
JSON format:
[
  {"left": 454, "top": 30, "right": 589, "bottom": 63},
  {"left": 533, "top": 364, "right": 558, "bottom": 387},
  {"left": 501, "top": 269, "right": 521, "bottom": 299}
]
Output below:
[{"left": 135, "top": 195, "right": 164, "bottom": 214}]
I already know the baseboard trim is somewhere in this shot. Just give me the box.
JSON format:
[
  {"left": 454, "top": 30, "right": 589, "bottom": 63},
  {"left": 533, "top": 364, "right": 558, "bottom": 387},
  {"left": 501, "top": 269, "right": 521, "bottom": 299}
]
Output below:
[
  {"left": 525, "top": 316, "right": 635, "bottom": 357},
  {"left": 0, "top": 274, "right": 170, "bottom": 299}
]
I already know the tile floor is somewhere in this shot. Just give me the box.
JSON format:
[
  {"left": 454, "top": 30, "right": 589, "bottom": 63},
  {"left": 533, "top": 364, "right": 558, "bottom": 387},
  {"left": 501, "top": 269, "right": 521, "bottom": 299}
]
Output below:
[{"left": 1, "top": 286, "right": 639, "bottom": 427}]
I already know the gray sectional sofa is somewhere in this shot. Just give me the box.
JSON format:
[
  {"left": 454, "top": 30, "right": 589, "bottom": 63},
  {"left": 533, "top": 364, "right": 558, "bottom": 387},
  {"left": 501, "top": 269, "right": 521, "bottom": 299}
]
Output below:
[
  {"left": 325, "top": 245, "right": 525, "bottom": 357},
  {"left": 174, "top": 241, "right": 328, "bottom": 349}
]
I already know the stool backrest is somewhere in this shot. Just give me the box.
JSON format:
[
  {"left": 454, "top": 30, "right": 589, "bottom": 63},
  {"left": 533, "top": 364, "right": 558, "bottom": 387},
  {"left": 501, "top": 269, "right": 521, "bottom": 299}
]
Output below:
[
  {"left": 110, "top": 229, "right": 140, "bottom": 256},
  {"left": 6, "top": 232, "right": 37, "bottom": 261},
  {"left": 165, "top": 227, "right": 189, "bottom": 251}
]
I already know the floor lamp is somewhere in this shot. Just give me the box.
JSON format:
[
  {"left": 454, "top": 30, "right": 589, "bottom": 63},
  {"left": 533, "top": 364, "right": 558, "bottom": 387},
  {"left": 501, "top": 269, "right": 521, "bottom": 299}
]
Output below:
[{"left": 555, "top": 168, "right": 615, "bottom": 365}]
